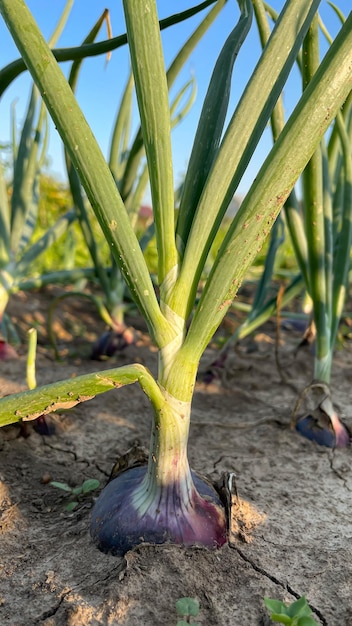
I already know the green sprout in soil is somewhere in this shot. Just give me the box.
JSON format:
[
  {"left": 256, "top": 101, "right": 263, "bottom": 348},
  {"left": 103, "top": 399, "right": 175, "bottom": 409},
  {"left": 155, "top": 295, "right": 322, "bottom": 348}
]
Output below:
[
  {"left": 50, "top": 478, "right": 100, "bottom": 512},
  {"left": 264, "top": 596, "right": 319, "bottom": 626},
  {"left": 176, "top": 597, "right": 200, "bottom": 625}
]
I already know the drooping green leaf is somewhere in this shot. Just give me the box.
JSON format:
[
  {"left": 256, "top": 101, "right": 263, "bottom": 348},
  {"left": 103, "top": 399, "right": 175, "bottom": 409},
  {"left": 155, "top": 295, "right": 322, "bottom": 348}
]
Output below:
[
  {"left": 0, "top": 0, "right": 220, "bottom": 97},
  {"left": 0, "top": 363, "right": 165, "bottom": 428}
]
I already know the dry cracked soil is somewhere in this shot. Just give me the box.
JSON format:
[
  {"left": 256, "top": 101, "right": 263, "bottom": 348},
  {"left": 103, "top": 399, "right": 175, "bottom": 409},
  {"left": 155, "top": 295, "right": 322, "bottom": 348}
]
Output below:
[{"left": 1, "top": 288, "right": 352, "bottom": 625}]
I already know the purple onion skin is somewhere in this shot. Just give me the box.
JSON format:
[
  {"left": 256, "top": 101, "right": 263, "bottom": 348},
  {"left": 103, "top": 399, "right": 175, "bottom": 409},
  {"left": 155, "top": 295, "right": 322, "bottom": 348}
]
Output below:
[
  {"left": 296, "top": 414, "right": 350, "bottom": 448},
  {"left": 91, "top": 328, "right": 134, "bottom": 361},
  {"left": 19, "top": 415, "right": 56, "bottom": 438},
  {"left": 90, "top": 466, "right": 227, "bottom": 556},
  {"left": 0, "top": 340, "right": 18, "bottom": 360}
]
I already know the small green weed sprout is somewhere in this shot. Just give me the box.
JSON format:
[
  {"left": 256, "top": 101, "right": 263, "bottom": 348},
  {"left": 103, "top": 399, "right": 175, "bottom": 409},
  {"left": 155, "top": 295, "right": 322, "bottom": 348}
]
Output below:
[
  {"left": 264, "top": 596, "right": 319, "bottom": 626},
  {"left": 175, "top": 597, "right": 200, "bottom": 625},
  {"left": 50, "top": 478, "right": 100, "bottom": 512}
]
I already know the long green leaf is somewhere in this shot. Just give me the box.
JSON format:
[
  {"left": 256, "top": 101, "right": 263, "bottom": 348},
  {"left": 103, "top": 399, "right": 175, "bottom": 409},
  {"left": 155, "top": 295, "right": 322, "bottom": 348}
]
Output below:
[
  {"left": 16, "top": 100, "right": 48, "bottom": 255},
  {"left": 10, "top": 86, "right": 38, "bottom": 250},
  {"left": 119, "top": 0, "right": 226, "bottom": 215},
  {"left": 10, "top": 99, "right": 18, "bottom": 163},
  {"left": 16, "top": 267, "right": 97, "bottom": 291},
  {"left": 176, "top": 0, "right": 252, "bottom": 258},
  {"left": 170, "top": 77, "right": 197, "bottom": 131},
  {"left": 254, "top": 0, "right": 310, "bottom": 288},
  {"left": 249, "top": 214, "right": 285, "bottom": 312},
  {"left": 46, "top": 0, "right": 74, "bottom": 48},
  {"left": 10, "top": 0, "right": 73, "bottom": 252},
  {"left": 0, "top": 158, "right": 10, "bottom": 266},
  {"left": 235, "top": 274, "right": 304, "bottom": 343},
  {"left": 301, "top": 15, "right": 330, "bottom": 374},
  {"left": 166, "top": 0, "right": 226, "bottom": 90},
  {"left": 123, "top": 76, "right": 196, "bottom": 223},
  {"left": 122, "top": 0, "right": 176, "bottom": 292},
  {"left": 331, "top": 110, "right": 352, "bottom": 348},
  {"left": 65, "top": 10, "right": 114, "bottom": 301},
  {"left": 109, "top": 71, "right": 134, "bottom": 185}
]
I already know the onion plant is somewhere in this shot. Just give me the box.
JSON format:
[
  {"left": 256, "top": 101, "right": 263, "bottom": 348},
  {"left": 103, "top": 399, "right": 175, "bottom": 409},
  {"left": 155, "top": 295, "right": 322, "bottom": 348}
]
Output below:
[
  {"left": 254, "top": 3, "right": 351, "bottom": 447},
  {"left": 205, "top": 3, "right": 351, "bottom": 450},
  {"left": 0, "top": 0, "right": 78, "bottom": 357},
  {"left": 291, "top": 11, "right": 351, "bottom": 447},
  {"left": 0, "top": 0, "right": 351, "bottom": 556},
  {"left": 0, "top": 95, "right": 78, "bottom": 353}
]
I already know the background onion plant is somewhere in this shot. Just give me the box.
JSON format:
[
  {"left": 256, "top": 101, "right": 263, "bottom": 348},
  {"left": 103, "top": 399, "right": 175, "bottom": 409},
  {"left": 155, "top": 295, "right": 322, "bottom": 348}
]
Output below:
[
  {"left": 288, "top": 9, "right": 352, "bottom": 447},
  {"left": 203, "top": 2, "right": 352, "bottom": 449},
  {"left": 0, "top": 1, "right": 78, "bottom": 358},
  {"left": 256, "top": 3, "right": 352, "bottom": 447},
  {"left": 0, "top": 0, "right": 351, "bottom": 555}
]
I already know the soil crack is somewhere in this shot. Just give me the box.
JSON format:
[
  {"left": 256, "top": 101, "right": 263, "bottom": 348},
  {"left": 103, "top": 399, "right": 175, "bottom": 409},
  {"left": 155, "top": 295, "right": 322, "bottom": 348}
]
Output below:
[
  {"left": 72, "top": 561, "right": 127, "bottom": 591},
  {"left": 36, "top": 563, "right": 125, "bottom": 623},
  {"left": 42, "top": 441, "right": 91, "bottom": 471},
  {"left": 328, "top": 450, "right": 352, "bottom": 491},
  {"left": 94, "top": 460, "right": 110, "bottom": 478},
  {"left": 37, "top": 593, "right": 68, "bottom": 622},
  {"left": 43, "top": 439, "right": 78, "bottom": 461},
  {"left": 232, "top": 545, "right": 327, "bottom": 625}
]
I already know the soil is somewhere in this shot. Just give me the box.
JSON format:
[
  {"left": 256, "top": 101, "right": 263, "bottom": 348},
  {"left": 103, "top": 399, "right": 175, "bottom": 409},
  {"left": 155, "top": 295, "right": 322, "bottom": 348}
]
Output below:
[{"left": 1, "top": 287, "right": 352, "bottom": 626}]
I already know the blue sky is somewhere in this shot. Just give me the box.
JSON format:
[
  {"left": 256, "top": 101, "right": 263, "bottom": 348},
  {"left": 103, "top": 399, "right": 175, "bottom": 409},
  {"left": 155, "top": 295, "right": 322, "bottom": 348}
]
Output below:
[{"left": 0, "top": 1, "right": 349, "bottom": 198}]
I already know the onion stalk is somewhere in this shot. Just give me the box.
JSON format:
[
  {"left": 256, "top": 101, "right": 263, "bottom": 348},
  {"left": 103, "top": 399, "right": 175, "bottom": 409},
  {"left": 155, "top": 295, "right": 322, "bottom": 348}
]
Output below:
[{"left": 91, "top": 385, "right": 227, "bottom": 554}]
